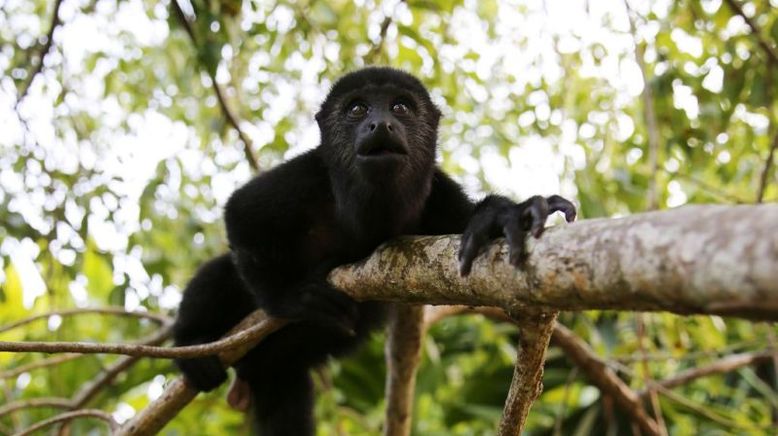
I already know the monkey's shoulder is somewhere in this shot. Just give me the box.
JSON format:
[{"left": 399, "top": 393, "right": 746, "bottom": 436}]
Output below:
[{"left": 224, "top": 150, "right": 335, "bottom": 248}]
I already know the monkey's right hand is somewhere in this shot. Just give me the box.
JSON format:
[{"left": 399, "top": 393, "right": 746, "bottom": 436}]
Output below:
[
  {"left": 175, "top": 355, "right": 227, "bottom": 392},
  {"left": 269, "top": 282, "right": 359, "bottom": 336},
  {"left": 459, "top": 194, "right": 576, "bottom": 276}
]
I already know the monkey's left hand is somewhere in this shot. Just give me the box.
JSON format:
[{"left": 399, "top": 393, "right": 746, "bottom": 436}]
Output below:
[{"left": 458, "top": 194, "right": 576, "bottom": 276}]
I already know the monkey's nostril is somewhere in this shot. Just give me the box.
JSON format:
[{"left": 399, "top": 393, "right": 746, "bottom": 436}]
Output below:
[
  {"left": 386, "top": 122, "right": 393, "bottom": 131},
  {"left": 369, "top": 123, "right": 377, "bottom": 131}
]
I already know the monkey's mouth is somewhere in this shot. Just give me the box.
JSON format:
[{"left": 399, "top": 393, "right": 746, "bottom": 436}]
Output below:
[{"left": 356, "top": 141, "right": 408, "bottom": 159}]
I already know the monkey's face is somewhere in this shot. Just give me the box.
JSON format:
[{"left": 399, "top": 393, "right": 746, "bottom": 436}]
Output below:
[
  {"left": 319, "top": 87, "right": 440, "bottom": 181},
  {"left": 316, "top": 68, "right": 441, "bottom": 183}
]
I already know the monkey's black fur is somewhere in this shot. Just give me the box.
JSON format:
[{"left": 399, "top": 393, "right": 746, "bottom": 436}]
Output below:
[{"left": 173, "top": 67, "right": 575, "bottom": 435}]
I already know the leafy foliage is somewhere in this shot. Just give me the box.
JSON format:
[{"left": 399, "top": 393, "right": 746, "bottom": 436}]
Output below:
[{"left": 0, "top": 0, "right": 776, "bottom": 434}]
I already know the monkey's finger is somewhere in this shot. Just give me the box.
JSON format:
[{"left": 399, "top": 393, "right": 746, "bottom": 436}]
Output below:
[
  {"left": 546, "top": 195, "right": 576, "bottom": 222},
  {"left": 518, "top": 196, "right": 549, "bottom": 239},
  {"left": 458, "top": 215, "right": 494, "bottom": 276},
  {"left": 459, "top": 230, "right": 490, "bottom": 276},
  {"left": 502, "top": 218, "right": 528, "bottom": 267}
]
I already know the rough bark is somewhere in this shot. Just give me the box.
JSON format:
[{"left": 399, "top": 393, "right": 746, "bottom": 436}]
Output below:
[
  {"left": 498, "top": 310, "right": 557, "bottom": 435},
  {"left": 383, "top": 304, "right": 425, "bottom": 436},
  {"left": 330, "top": 205, "right": 778, "bottom": 321},
  {"left": 116, "top": 311, "right": 285, "bottom": 435}
]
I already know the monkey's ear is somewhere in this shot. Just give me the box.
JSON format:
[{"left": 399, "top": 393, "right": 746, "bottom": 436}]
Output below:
[
  {"left": 315, "top": 111, "right": 324, "bottom": 128},
  {"left": 431, "top": 104, "right": 442, "bottom": 124}
]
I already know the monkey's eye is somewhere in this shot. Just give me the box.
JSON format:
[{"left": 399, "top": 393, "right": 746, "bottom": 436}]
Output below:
[
  {"left": 391, "top": 102, "right": 410, "bottom": 115},
  {"left": 347, "top": 102, "right": 368, "bottom": 118}
]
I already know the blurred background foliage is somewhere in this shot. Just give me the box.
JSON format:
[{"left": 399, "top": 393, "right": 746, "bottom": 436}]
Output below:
[{"left": 0, "top": 0, "right": 777, "bottom": 434}]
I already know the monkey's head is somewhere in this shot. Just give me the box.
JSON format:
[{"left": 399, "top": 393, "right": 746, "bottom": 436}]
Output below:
[{"left": 316, "top": 67, "right": 441, "bottom": 183}]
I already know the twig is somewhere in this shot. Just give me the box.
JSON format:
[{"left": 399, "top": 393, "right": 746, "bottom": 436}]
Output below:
[
  {"left": 170, "top": 0, "right": 259, "bottom": 172},
  {"left": 609, "top": 359, "right": 770, "bottom": 431},
  {"left": 11, "top": 410, "right": 118, "bottom": 436},
  {"left": 0, "top": 398, "right": 72, "bottom": 418},
  {"left": 0, "top": 317, "right": 277, "bottom": 357},
  {"left": 365, "top": 16, "right": 393, "bottom": 64},
  {"left": 425, "top": 306, "right": 660, "bottom": 435},
  {"left": 635, "top": 314, "right": 667, "bottom": 435},
  {"left": 0, "top": 307, "right": 170, "bottom": 335},
  {"left": 71, "top": 326, "right": 172, "bottom": 408},
  {"left": 722, "top": 0, "right": 778, "bottom": 64},
  {"left": 624, "top": 0, "right": 660, "bottom": 211},
  {"left": 117, "top": 310, "right": 286, "bottom": 435},
  {"left": 16, "top": 0, "right": 64, "bottom": 105},
  {"left": 0, "top": 354, "right": 81, "bottom": 379},
  {"left": 553, "top": 324, "right": 660, "bottom": 435},
  {"left": 660, "top": 168, "right": 745, "bottom": 203},
  {"left": 641, "top": 350, "right": 772, "bottom": 395},
  {"left": 756, "top": 129, "right": 778, "bottom": 203}
]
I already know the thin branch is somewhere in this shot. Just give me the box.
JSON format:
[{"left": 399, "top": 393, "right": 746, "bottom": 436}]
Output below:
[
  {"left": 426, "top": 308, "right": 658, "bottom": 436},
  {"left": 365, "top": 16, "right": 393, "bottom": 64},
  {"left": 0, "top": 317, "right": 278, "bottom": 358},
  {"left": 15, "top": 0, "right": 64, "bottom": 105},
  {"left": 70, "top": 326, "right": 172, "bottom": 408},
  {"left": 552, "top": 324, "right": 660, "bottom": 435},
  {"left": 722, "top": 0, "right": 778, "bottom": 64},
  {"left": 0, "top": 307, "right": 170, "bottom": 335},
  {"left": 661, "top": 168, "right": 746, "bottom": 203},
  {"left": 756, "top": 129, "right": 778, "bottom": 203},
  {"left": 11, "top": 410, "right": 118, "bottom": 436},
  {"left": 170, "top": 0, "right": 259, "bottom": 172},
  {"left": 498, "top": 310, "right": 557, "bottom": 435},
  {"left": 384, "top": 304, "right": 425, "bottom": 436},
  {"left": 117, "top": 311, "right": 285, "bottom": 435},
  {"left": 642, "top": 350, "right": 772, "bottom": 395},
  {"left": 0, "top": 398, "right": 72, "bottom": 418},
  {"left": 0, "top": 353, "right": 81, "bottom": 379},
  {"left": 608, "top": 359, "right": 770, "bottom": 431},
  {"left": 624, "top": 0, "right": 661, "bottom": 211},
  {"left": 635, "top": 314, "right": 668, "bottom": 435}
]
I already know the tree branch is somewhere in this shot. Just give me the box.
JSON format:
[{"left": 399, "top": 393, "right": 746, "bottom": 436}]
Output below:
[
  {"left": 330, "top": 205, "right": 778, "bottom": 321},
  {"left": 383, "top": 304, "right": 424, "bottom": 436},
  {"left": 498, "top": 310, "right": 557, "bottom": 435},
  {"left": 425, "top": 307, "right": 659, "bottom": 435},
  {"left": 170, "top": 0, "right": 259, "bottom": 172},
  {"left": 553, "top": 324, "right": 660, "bottom": 435},
  {"left": 16, "top": 0, "right": 64, "bottom": 105},
  {"left": 643, "top": 350, "right": 772, "bottom": 395},
  {"left": 0, "top": 317, "right": 276, "bottom": 357},
  {"left": 624, "top": 0, "right": 661, "bottom": 211},
  {"left": 0, "top": 353, "right": 81, "bottom": 379},
  {"left": 0, "top": 307, "right": 170, "bottom": 335},
  {"left": 0, "top": 398, "right": 72, "bottom": 418},
  {"left": 70, "top": 326, "right": 172, "bottom": 408},
  {"left": 13, "top": 409, "right": 118, "bottom": 436},
  {"left": 116, "top": 311, "right": 286, "bottom": 435},
  {"left": 722, "top": 0, "right": 778, "bottom": 64},
  {"left": 756, "top": 129, "right": 778, "bottom": 203}
]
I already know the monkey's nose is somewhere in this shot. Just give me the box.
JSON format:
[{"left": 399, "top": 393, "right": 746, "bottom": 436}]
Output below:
[{"left": 369, "top": 121, "right": 393, "bottom": 132}]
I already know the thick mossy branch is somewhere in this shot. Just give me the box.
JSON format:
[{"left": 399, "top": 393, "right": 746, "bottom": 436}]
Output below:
[{"left": 330, "top": 205, "right": 778, "bottom": 321}]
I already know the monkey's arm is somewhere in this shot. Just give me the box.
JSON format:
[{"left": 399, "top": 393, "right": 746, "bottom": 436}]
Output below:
[
  {"left": 421, "top": 169, "right": 576, "bottom": 276},
  {"left": 458, "top": 194, "right": 576, "bottom": 276},
  {"left": 224, "top": 152, "right": 358, "bottom": 331},
  {"left": 420, "top": 169, "right": 477, "bottom": 234}
]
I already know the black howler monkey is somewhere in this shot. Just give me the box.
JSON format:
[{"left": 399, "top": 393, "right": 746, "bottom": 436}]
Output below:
[{"left": 173, "top": 67, "right": 576, "bottom": 434}]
